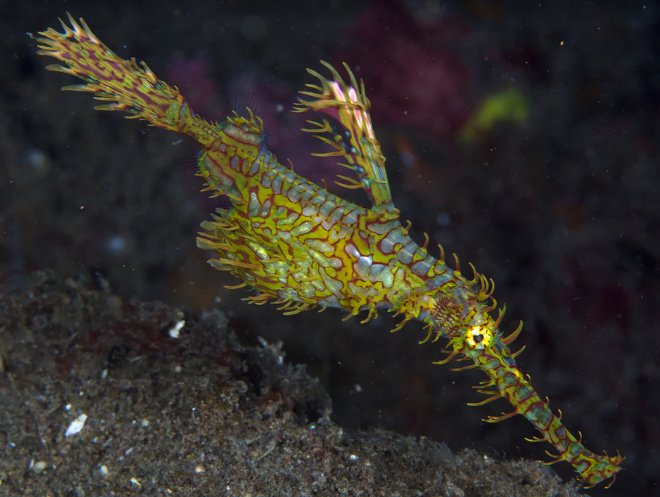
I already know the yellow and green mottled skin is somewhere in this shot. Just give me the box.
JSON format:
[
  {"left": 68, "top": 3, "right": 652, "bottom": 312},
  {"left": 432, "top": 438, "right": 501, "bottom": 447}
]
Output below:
[{"left": 36, "top": 14, "right": 623, "bottom": 488}]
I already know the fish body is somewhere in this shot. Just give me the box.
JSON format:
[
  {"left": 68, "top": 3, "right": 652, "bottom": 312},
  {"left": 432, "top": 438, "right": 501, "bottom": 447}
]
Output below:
[{"left": 36, "top": 14, "right": 623, "bottom": 487}]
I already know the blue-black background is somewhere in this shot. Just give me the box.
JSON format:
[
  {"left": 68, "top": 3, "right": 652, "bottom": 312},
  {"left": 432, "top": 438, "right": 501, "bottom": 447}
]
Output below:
[{"left": 2, "top": 1, "right": 658, "bottom": 495}]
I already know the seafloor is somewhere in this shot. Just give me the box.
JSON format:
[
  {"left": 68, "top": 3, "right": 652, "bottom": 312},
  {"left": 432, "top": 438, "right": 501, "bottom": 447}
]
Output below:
[
  {"left": 0, "top": 271, "right": 582, "bottom": 496},
  {"left": 1, "top": 0, "right": 658, "bottom": 496}
]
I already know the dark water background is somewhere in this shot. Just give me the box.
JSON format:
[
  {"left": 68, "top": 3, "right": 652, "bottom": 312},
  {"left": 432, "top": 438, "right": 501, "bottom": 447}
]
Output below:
[{"left": 2, "top": 1, "right": 658, "bottom": 494}]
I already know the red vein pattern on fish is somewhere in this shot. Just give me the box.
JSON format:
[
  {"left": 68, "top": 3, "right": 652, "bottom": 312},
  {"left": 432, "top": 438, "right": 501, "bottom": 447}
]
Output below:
[{"left": 36, "top": 14, "right": 623, "bottom": 488}]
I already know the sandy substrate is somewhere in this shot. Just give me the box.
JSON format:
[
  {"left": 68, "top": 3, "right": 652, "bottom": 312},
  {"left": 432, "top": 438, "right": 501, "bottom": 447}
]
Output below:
[{"left": 0, "top": 272, "right": 582, "bottom": 496}]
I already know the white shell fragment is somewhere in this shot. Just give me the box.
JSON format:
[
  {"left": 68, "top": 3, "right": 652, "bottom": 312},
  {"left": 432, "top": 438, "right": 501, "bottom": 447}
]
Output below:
[
  {"left": 168, "top": 319, "right": 185, "bottom": 338},
  {"left": 64, "top": 413, "right": 88, "bottom": 437}
]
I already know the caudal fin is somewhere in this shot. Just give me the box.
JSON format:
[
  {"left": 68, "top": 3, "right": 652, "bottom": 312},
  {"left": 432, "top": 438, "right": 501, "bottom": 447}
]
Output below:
[{"left": 36, "top": 13, "right": 216, "bottom": 147}]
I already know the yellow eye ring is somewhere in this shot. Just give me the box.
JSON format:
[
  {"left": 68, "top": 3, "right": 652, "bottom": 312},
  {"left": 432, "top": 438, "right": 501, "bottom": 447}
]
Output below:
[{"left": 465, "top": 324, "right": 494, "bottom": 350}]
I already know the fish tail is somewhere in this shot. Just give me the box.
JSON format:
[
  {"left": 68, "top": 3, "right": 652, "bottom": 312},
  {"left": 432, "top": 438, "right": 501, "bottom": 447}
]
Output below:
[{"left": 36, "top": 13, "right": 216, "bottom": 147}]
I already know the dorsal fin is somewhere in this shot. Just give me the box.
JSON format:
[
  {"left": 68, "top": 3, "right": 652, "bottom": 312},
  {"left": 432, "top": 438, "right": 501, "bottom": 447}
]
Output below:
[{"left": 293, "top": 61, "right": 393, "bottom": 208}]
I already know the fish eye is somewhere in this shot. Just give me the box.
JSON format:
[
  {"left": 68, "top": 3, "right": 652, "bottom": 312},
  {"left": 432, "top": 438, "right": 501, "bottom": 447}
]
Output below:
[{"left": 465, "top": 324, "right": 493, "bottom": 350}]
